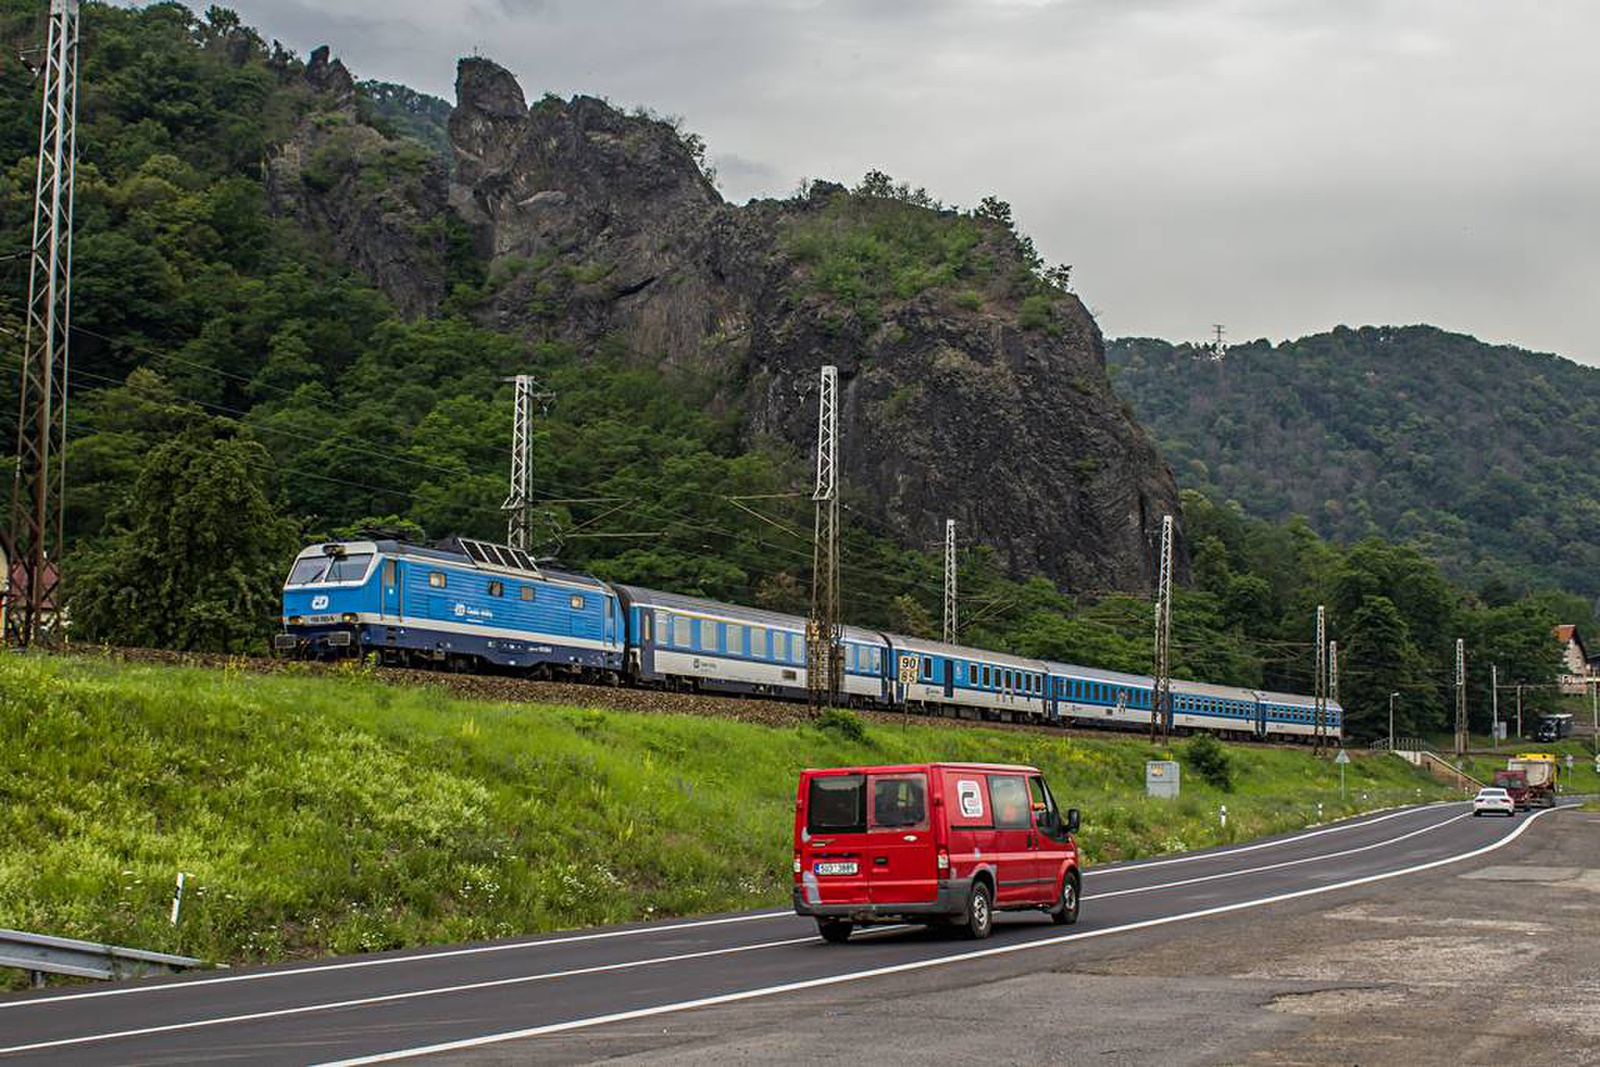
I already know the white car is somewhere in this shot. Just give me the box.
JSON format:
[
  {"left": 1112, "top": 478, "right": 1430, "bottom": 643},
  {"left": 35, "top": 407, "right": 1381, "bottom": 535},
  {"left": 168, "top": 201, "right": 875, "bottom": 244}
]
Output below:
[{"left": 1473, "top": 787, "right": 1516, "bottom": 817}]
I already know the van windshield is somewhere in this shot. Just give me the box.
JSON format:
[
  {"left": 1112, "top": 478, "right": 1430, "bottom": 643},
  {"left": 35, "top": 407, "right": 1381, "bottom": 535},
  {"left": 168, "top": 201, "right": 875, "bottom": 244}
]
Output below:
[{"left": 807, "top": 775, "right": 865, "bottom": 833}]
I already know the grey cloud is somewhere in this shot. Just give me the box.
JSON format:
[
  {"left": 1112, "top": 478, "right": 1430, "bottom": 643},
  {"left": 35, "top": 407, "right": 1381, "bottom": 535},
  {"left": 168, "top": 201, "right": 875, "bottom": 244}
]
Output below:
[{"left": 186, "top": 0, "right": 1599, "bottom": 363}]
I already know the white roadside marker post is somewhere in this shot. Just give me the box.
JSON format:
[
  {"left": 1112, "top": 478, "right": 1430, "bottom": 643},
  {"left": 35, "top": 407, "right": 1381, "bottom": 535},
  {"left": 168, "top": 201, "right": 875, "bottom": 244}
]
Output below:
[{"left": 170, "top": 872, "right": 191, "bottom": 925}]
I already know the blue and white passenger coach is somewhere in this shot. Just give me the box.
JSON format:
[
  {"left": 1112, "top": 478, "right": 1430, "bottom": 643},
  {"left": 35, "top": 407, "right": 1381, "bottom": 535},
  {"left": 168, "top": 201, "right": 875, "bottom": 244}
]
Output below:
[{"left": 279, "top": 538, "right": 625, "bottom": 676}]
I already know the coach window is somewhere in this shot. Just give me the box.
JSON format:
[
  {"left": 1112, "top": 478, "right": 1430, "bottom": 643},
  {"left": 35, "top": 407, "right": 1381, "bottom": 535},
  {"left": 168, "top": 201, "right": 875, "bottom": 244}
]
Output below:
[
  {"left": 698, "top": 619, "right": 717, "bottom": 650},
  {"left": 752, "top": 628, "right": 768, "bottom": 658},
  {"left": 673, "top": 616, "right": 691, "bottom": 648},
  {"left": 488, "top": 580, "right": 503, "bottom": 598},
  {"left": 428, "top": 571, "right": 446, "bottom": 588},
  {"left": 922, "top": 656, "right": 933, "bottom": 680},
  {"left": 730, "top": 624, "right": 747, "bottom": 655}
]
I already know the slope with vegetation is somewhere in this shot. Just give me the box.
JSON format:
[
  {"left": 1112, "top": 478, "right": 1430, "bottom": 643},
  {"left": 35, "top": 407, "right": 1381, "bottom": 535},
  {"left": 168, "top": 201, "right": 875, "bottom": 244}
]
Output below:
[
  {"left": 0, "top": 654, "right": 1448, "bottom": 981},
  {"left": 1107, "top": 327, "right": 1600, "bottom": 602}
]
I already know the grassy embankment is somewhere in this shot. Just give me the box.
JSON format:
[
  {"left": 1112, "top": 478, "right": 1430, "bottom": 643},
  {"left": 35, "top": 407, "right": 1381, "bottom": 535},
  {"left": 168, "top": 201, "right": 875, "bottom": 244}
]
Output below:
[{"left": 1, "top": 654, "right": 1450, "bottom": 978}]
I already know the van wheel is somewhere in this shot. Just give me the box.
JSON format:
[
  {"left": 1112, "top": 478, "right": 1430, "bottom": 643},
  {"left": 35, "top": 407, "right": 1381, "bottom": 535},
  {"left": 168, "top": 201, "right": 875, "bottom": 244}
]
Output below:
[
  {"left": 963, "top": 881, "right": 994, "bottom": 939},
  {"left": 1051, "top": 872, "right": 1080, "bottom": 926},
  {"left": 817, "top": 920, "right": 852, "bottom": 944}
]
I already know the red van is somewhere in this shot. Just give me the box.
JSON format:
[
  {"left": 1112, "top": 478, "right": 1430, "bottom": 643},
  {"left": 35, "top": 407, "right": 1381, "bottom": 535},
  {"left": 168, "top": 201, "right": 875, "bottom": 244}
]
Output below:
[{"left": 793, "top": 762, "right": 1082, "bottom": 942}]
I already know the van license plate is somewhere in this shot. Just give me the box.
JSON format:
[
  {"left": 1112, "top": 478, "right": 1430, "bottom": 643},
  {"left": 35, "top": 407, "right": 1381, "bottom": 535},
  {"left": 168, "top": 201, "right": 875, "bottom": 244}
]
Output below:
[{"left": 814, "top": 862, "right": 857, "bottom": 876}]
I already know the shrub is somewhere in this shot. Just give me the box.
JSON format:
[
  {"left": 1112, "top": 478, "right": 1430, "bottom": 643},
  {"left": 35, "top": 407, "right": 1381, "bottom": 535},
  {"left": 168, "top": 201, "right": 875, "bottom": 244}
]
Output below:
[
  {"left": 1018, "top": 293, "right": 1056, "bottom": 331},
  {"left": 1184, "top": 733, "right": 1235, "bottom": 792},
  {"left": 816, "top": 708, "right": 867, "bottom": 744}
]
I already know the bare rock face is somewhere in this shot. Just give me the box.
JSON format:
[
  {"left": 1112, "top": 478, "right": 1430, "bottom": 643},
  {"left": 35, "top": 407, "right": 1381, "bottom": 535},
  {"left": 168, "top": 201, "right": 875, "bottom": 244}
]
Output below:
[
  {"left": 265, "top": 48, "right": 452, "bottom": 318},
  {"left": 444, "top": 58, "right": 1183, "bottom": 593}
]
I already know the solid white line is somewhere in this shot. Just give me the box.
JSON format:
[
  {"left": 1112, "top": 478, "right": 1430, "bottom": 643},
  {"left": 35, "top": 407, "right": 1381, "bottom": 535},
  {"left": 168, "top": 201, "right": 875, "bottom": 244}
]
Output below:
[
  {"left": 0, "top": 910, "right": 796, "bottom": 1010},
  {"left": 316, "top": 806, "right": 1571, "bottom": 1066},
  {"left": 1084, "top": 802, "right": 1460, "bottom": 878},
  {"left": 0, "top": 935, "right": 819, "bottom": 1057},
  {"left": 1089, "top": 811, "right": 1472, "bottom": 899},
  {"left": 0, "top": 804, "right": 1457, "bottom": 1011}
]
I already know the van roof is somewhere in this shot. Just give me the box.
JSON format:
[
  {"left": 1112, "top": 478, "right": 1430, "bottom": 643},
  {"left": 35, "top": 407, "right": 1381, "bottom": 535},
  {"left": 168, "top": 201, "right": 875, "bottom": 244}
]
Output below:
[{"left": 800, "top": 762, "right": 1039, "bottom": 776}]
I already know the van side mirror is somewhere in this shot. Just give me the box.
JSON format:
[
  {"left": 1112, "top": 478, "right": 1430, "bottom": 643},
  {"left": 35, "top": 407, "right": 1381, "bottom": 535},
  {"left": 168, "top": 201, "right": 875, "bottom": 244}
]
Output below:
[{"left": 1066, "top": 808, "right": 1080, "bottom": 834}]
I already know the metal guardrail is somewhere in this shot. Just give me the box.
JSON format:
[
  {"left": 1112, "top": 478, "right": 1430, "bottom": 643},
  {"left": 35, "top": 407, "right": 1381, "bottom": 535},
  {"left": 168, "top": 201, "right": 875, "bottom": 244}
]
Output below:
[{"left": 0, "top": 928, "right": 202, "bottom": 985}]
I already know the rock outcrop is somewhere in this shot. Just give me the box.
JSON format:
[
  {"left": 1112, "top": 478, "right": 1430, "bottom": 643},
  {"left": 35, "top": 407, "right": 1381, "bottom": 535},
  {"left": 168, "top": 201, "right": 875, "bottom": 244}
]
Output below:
[
  {"left": 278, "top": 53, "right": 1186, "bottom": 593},
  {"left": 265, "top": 48, "right": 453, "bottom": 318}
]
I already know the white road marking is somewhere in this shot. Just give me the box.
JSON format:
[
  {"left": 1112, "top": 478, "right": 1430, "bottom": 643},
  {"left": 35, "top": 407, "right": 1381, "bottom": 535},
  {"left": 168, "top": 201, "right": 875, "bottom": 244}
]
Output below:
[
  {"left": 1090, "top": 811, "right": 1473, "bottom": 899},
  {"left": 0, "top": 923, "right": 916, "bottom": 1058},
  {"left": 0, "top": 909, "right": 797, "bottom": 1010},
  {"left": 0, "top": 936, "right": 819, "bottom": 1057},
  {"left": 1083, "top": 802, "right": 1459, "bottom": 878},
  {"left": 315, "top": 806, "right": 1571, "bottom": 1066}
]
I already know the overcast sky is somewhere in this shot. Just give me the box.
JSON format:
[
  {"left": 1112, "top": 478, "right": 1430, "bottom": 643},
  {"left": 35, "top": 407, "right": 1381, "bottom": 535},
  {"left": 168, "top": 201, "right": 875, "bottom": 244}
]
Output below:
[{"left": 214, "top": 0, "right": 1598, "bottom": 364}]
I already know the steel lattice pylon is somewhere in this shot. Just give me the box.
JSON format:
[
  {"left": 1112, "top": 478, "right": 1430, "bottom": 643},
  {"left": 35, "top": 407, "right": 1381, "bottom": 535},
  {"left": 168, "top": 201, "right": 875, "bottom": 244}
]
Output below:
[
  {"left": 501, "top": 374, "right": 553, "bottom": 553},
  {"left": 1151, "top": 514, "right": 1173, "bottom": 741},
  {"left": 1454, "top": 638, "right": 1467, "bottom": 757},
  {"left": 7, "top": 0, "right": 80, "bottom": 647},
  {"left": 1314, "top": 605, "right": 1327, "bottom": 754},
  {"left": 807, "top": 366, "right": 841, "bottom": 712},
  {"left": 942, "top": 518, "right": 957, "bottom": 645}
]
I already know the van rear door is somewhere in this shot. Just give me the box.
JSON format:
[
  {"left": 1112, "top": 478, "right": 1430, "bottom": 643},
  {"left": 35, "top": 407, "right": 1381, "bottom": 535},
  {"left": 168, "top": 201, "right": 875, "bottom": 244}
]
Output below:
[
  {"left": 798, "top": 772, "right": 870, "bottom": 906},
  {"left": 865, "top": 772, "right": 937, "bottom": 905}
]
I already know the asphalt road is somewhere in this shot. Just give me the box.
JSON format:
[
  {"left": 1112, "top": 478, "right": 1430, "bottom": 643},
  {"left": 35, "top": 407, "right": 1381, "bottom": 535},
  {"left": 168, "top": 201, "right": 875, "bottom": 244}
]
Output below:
[{"left": 0, "top": 800, "right": 1577, "bottom": 1065}]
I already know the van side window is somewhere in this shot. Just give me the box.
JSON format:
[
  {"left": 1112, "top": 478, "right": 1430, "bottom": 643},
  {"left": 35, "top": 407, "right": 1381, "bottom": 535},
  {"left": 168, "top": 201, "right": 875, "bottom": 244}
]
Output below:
[
  {"left": 1029, "top": 775, "right": 1058, "bottom": 824},
  {"left": 869, "top": 774, "right": 928, "bottom": 830},
  {"left": 988, "top": 775, "right": 1031, "bottom": 829},
  {"left": 807, "top": 775, "right": 865, "bottom": 833}
]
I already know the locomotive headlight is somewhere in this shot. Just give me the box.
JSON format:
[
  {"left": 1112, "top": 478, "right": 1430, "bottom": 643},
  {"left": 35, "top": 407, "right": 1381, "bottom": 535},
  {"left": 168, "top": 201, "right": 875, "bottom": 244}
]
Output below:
[{"left": 341, "top": 613, "right": 358, "bottom": 624}]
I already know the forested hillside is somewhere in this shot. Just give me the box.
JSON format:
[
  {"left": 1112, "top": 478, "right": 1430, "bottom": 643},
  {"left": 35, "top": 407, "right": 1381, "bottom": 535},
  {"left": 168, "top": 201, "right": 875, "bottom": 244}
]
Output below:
[
  {"left": 1108, "top": 327, "right": 1600, "bottom": 601},
  {"left": 0, "top": 3, "right": 1575, "bottom": 738}
]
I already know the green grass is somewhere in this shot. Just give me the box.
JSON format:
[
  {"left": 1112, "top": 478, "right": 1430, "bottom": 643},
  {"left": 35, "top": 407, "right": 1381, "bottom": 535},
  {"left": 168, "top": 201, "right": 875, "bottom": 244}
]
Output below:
[{"left": 0, "top": 654, "right": 1451, "bottom": 980}]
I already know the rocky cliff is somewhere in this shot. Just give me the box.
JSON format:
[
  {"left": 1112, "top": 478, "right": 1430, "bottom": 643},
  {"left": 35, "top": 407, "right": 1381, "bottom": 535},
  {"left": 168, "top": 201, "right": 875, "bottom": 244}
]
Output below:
[{"left": 274, "top": 54, "right": 1184, "bottom": 594}]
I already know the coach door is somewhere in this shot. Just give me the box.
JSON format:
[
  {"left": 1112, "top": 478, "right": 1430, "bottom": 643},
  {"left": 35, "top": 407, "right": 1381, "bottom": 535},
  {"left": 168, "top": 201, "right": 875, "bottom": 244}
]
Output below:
[
  {"left": 380, "top": 560, "right": 400, "bottom": 619},
  {"left": 1254, "top": 694, "right": 1268, "bottom": 739},
  {"left": 943, "top": 659, "right": 954, "bottom": 699}
]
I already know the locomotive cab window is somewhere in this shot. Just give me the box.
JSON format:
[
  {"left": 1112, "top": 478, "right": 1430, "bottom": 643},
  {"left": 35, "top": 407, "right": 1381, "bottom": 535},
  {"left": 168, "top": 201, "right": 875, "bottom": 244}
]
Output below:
[
  {"left": 488, "top": 580, "right": 503, "bottom": 597},
  {"left": 520, "top": 585, "right": 535, "bottom": 601},
  {"left": 428, "top": 571, "right": 447, "bottom": 588},
  {"left": 569, "top": 594, "right": 585, "bottom": 610}
]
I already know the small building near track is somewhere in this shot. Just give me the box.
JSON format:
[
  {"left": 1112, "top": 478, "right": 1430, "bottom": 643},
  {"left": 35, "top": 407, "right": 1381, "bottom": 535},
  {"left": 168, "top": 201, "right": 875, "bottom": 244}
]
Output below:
[{"left": 1556, "top": 625, "right": 1592, "bottom": 695}]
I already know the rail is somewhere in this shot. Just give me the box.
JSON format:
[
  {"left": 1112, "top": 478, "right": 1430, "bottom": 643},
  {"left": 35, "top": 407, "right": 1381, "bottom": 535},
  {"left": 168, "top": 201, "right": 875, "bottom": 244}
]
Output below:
[{"left": 0, "top": 928, "right": 202, "bottom": 986}]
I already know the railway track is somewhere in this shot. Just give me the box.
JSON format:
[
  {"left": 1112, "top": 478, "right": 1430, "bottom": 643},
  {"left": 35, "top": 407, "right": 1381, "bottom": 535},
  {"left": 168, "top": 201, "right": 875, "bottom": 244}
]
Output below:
[{"left": 63, "top": 645, "right": 1321, "bottom": 750}]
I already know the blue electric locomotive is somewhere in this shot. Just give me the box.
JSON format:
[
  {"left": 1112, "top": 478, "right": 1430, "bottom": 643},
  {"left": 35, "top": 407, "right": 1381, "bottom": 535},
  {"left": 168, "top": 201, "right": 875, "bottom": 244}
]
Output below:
[{"left": 278, "top": 538, "right": 624, "bottom": 676}]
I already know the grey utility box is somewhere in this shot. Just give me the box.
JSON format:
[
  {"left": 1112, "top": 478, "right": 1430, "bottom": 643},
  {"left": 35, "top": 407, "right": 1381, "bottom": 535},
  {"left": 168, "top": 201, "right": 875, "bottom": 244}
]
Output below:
[{"left": 1146, "top": 760, "right": 1180, "bottom": 798}]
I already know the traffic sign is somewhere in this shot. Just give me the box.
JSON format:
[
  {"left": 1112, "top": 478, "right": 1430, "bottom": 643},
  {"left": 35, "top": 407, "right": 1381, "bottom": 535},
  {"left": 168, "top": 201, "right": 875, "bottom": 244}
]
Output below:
[
  {"left": 1333, "top": 750, "right": 1350, "bottom": 764},
  {"left": 898, "top": 656, "right": 919, "bottom": 685}
]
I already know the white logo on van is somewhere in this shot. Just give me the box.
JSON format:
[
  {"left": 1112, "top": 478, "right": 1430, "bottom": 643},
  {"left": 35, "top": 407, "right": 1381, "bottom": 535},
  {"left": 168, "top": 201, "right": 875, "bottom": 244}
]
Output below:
[
  {"left": 310, "top": 595, "right": 329, "bottom": 610},
  {"left": 957, "top": 779, "right": 984, "bottom": 819}
]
